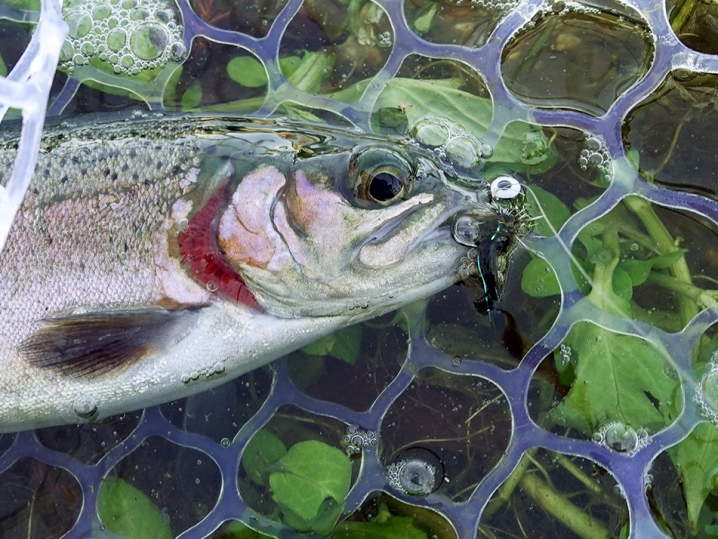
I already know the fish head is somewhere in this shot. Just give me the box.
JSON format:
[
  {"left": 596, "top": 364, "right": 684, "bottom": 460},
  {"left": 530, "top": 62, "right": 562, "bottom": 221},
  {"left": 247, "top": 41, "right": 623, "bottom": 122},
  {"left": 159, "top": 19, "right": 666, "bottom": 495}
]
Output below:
[{"left": 215, "top": 129, "right": 518, "bottom": 318}]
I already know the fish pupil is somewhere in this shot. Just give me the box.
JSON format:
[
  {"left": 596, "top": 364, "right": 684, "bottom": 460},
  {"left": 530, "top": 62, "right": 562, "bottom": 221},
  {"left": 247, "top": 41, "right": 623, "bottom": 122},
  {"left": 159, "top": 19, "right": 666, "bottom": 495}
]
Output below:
[{"left": 369, "top": 171, "right": 402, "bottom": 202}]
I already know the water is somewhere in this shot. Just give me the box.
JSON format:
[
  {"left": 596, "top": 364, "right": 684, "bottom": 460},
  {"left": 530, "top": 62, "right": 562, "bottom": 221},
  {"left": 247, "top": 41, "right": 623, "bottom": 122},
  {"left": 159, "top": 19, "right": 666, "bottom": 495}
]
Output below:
[{"left": 2, "top": 0, "right": 718, "bottom": 537}]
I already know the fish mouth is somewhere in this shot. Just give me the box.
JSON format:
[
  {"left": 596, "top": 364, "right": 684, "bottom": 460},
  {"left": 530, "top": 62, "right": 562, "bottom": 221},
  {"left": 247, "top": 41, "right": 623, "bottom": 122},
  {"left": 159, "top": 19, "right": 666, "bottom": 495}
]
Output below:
[{"left": 357, "top": 197, "right": 480, "bottom": 268}]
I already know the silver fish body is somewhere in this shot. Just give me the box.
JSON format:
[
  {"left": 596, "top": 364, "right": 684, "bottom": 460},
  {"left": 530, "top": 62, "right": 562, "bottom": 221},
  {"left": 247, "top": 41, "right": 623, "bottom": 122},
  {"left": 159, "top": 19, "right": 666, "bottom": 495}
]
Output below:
[{"left": 0, "top": 115, "right": 502, "bottom": 432}]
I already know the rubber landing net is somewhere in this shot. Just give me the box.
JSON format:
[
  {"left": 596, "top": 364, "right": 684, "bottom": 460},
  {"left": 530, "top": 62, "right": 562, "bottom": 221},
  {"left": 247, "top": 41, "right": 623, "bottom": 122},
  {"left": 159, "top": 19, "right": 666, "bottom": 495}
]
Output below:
[{"left": 1, "top": 0, "right": 718, "bottom": 537}]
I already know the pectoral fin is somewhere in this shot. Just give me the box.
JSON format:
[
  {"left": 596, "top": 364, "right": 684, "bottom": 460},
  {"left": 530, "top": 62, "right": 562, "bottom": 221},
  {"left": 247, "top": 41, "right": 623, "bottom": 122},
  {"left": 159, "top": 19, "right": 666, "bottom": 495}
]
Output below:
[{"left": 21, "top": 306, "right": 205, "bottom": 377}]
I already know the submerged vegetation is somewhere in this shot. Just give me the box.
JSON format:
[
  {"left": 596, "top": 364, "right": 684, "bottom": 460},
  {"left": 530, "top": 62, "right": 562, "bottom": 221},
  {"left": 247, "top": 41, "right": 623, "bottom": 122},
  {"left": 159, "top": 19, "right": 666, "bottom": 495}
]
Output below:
[{"left": 2, "top": 0, "right": 718, "bottom": 537}]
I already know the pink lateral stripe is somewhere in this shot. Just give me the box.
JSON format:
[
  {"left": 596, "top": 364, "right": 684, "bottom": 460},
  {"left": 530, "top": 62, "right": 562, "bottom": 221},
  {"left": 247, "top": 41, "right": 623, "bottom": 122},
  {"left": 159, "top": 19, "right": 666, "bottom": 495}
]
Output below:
[{"left": 177, "top": 185, "right": 261, "bottom": 310}]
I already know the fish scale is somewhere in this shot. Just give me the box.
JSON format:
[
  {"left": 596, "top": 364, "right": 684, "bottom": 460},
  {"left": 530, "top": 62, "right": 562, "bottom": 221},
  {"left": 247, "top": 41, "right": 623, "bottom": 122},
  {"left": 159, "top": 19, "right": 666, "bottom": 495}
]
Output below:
[{"left": 0, "top": 130, "right": 201, "bottom": 346}]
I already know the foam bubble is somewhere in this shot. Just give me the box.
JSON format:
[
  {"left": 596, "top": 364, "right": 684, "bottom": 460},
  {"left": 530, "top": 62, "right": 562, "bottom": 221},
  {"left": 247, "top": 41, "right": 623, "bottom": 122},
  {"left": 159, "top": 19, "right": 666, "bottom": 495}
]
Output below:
[
  {"left": 59, "top": 0, "right": 186, "bottom": 77},
  {"left": 696, "top": 363, "right": 718, "bottom": 425}
]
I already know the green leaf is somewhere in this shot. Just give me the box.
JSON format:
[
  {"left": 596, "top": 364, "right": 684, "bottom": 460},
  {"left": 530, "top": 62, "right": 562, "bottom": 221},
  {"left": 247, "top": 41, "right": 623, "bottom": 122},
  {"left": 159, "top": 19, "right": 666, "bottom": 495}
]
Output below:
[
  {"left": 279, "top": 56, "right": 302, "bottom": 79},
  {"left": 210, "top": 520, "right": 273, "bottom": 538},
  {"left": 526, "top": 185, "right": 571, "bottom": 237},
  {"left": 334, "top": 515, "right": 429, "bottom": 538},
  {"left": 550, "top": 322, "right": 681, "bottom": 434},
  {"left": 181, "top": 80, "right": 203, "bottom": 110},
  {"left": 412, "top": 1, "right": 437, "bottom": 33},
  {"left": 269, "top": 440, "right": 351, "bottom": 533},
  {"left": 0, "top": 54, "right": 6, "bottom": 78},
  {"left": 97, "top": 476, "right": 173, "bottom": 539},
  {"left": 283, "top": 51, "right": 335, "bottom": 94},
  {"left": 227, "top": 56, "right": 268, "bottom": 88},
  {"left": 618, "top": 250, "right": 688, "bottom": 286},
  {"left": 521, "top": 257, "right": 561, "bottom": 297},
  {"left": 242, "top": 428, "right": 287, "bottom": 485},
  {"left": 612, "top": 267, "right": 633, "bottom": 301},
  {"left": 302, "top": 325, "right": 363, "bottom": 365},
  {"left": 669, "top": 422, "right": 718, "bottom": 534}
]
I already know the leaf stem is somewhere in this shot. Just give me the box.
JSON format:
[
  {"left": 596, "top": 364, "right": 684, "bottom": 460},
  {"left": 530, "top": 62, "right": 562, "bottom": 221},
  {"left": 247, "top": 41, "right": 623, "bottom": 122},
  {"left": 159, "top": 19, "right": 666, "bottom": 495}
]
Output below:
[
  {"left": 670, "top": 0, "right": 697, "bottom": 35},
  {"left": 646, "top": 272, "right": 718, "bottom": 309},
  {"left": 622, "top": 196, "right": 698, "bottom": 325},
  {"left": 483, "top": 451, "right": 534, "bottom": 518},
  {"left": 519, "top": 473, "right": 610, "bottom": 539}
]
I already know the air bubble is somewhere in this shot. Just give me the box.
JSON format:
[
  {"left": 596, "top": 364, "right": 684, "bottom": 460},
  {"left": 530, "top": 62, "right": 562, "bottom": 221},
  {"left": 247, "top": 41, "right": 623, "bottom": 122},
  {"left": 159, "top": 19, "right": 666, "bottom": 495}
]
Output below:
[
  {"left": 213, "top": 362, "right": 225, "bottom": 374},
  {"left": 130, "top": 23, "right": 168, "bottom": 60},
  {"left": 73, "top": 394, "right": 98, "bottom": 419},
  {"left": 93, "top": 4, "right": 112, "bottom": 19},
  {"left": 594, "top": 422, "right": 645, "bottom": 453},
  {"left": 673, "top": 68, "right": 695, "bottom": 81},
  {"left": 521, "top": 131, "right": 549, "bottom": 165},
  {"left": 697, "top": 365, "right": 718, "bottom": 424},
  {"left": 386, "top": 447, "right": 444, "bottom": 496},
  {"left": 130, "top": 7, "right": 149, "bottom": 20},
  {"left": 170, "top": 42, "right": 187, "bottom": 59},
  {"left": 445, "top": 137, "right": 481, "bottom": 169},
  {"left": 220, "top": 438, "right": 231, "bottom": 448},
  {"left": 413, "top": 119, "right": 449, "bottom": 147},
  {"left": 60, "top": 41, "right": 74, "bottom": 62},
  {"left": 68, "top": 12, "right": 93, "bottom": 39},
  {"left": 479, "top": 143, "right": 494, "bottom": 158},
  {"left": 452, "top": 213, "right": 481, "bottom": 246},
  {"left": 107, "top": 28, "right": 127, "bottom": 51}
]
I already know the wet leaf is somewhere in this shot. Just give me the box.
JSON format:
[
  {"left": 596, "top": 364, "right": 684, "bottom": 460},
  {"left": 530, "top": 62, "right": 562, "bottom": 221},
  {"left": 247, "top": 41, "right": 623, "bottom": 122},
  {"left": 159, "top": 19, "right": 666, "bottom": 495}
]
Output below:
[
  {"left": 669, "top": 423, "right": 718, "bottom": 535},
  {"left": 227, "top": 56, "right": 268, "bottom": 88},
  {"left": 521, "top": 257, "right": 561, "bottom": 297},
  {"left": 335, "top": 515, "right": 428, "bottom": 538},
  {"left": 527, "top": 185, "right": 571, "bottom": 237},
  {"left": 97, "top": 476, "right": 173, "bottom": 539},
  {"left": 242, "top": 429, "right": 287, "bottom": 485},
  {"left": 210, "top": 520, "right": 273, "bottom": 538},
  {"left": 181, "top": 80, "right": 202, "bottom": 110},
  {"left": 301, "top": 324, "right": 362, "bottom": 365},
  {"left": 413, "top": 1, "right": 437, "bottom": 33},
  {"left": 618, "top": 250, "right": 688, "bottom": 286},
  {"left": 269, "top": 440, "right": 351, "bottom": 533},
  {"left": 282, "top": 51, "right": 335, "bottom": 94},
  {"left": 550, "top": 322, "right": 681, "bottom": 433}
]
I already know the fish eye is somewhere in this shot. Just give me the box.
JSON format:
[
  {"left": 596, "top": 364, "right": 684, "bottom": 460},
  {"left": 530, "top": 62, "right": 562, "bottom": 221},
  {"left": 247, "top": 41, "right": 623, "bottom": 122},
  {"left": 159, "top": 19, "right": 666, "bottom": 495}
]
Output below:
[
  {"left": 363, "top": 166, "right": 405, "bottom": 203},
  {"left": 350, "top": 147, "right": 412, "bottom": 206}
]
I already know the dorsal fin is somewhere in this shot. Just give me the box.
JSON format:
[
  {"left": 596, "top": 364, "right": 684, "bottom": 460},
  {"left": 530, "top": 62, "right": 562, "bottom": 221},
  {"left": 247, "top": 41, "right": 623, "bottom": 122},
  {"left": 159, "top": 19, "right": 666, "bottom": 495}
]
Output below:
[
  {"left": 177, "top": 185, "right": 261, "bottom": 309},
  {"left": 21, "top": 306, "right": 205, "bottom": 377}
]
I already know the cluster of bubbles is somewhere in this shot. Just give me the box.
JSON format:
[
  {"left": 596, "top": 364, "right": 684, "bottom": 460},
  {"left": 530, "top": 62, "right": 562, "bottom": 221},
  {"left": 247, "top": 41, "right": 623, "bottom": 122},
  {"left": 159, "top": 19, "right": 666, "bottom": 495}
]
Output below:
[
  {"left": 343, "top": 425, "right": 378, "bottom": 456},
  {"left": 59, "top": 0, "right": 187, "bottom": 76},
  {"left": 696, "top": 357, "right": 718, "bottom": 425},
  {"left": 578, "top": 135, "right": 612, "bottom": 183},
  {"left": 592, "top": 422, "right": 649, "bottom": 454},
  {"left": 385, "top": 447, "right": 445, "bottom": 497},
  {"left": 520, "top": 130, "right": 551, "bottom": 165},
  {"left": 411, "top": 116, "right": 494, "bottom": 171}
]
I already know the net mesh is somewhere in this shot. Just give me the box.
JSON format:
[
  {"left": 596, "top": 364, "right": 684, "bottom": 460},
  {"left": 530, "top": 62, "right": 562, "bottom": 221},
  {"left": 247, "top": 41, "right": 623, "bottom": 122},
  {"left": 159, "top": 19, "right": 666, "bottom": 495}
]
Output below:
[{"left": 1, "top": 0, "right": 718, "bottom": 537}]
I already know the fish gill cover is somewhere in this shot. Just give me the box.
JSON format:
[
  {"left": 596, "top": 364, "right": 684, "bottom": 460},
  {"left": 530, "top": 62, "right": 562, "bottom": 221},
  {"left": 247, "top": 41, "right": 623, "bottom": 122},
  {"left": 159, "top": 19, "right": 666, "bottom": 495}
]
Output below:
[{"left": 1, "top": 0, "right": 718, "bottom": 538}]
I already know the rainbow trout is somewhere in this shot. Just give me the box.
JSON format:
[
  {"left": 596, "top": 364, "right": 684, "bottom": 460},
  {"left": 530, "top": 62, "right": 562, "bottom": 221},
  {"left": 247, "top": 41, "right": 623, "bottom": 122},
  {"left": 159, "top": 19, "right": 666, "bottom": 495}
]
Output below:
[{"left": 0, "top": 115, "right": 523, "bottom": 431}]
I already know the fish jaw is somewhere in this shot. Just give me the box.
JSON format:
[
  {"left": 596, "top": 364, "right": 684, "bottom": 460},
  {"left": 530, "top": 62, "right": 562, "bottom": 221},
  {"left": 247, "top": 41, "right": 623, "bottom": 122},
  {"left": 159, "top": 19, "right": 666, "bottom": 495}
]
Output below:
[{"left": 218, "top": 161, "right": 475, "bottom": 318}]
